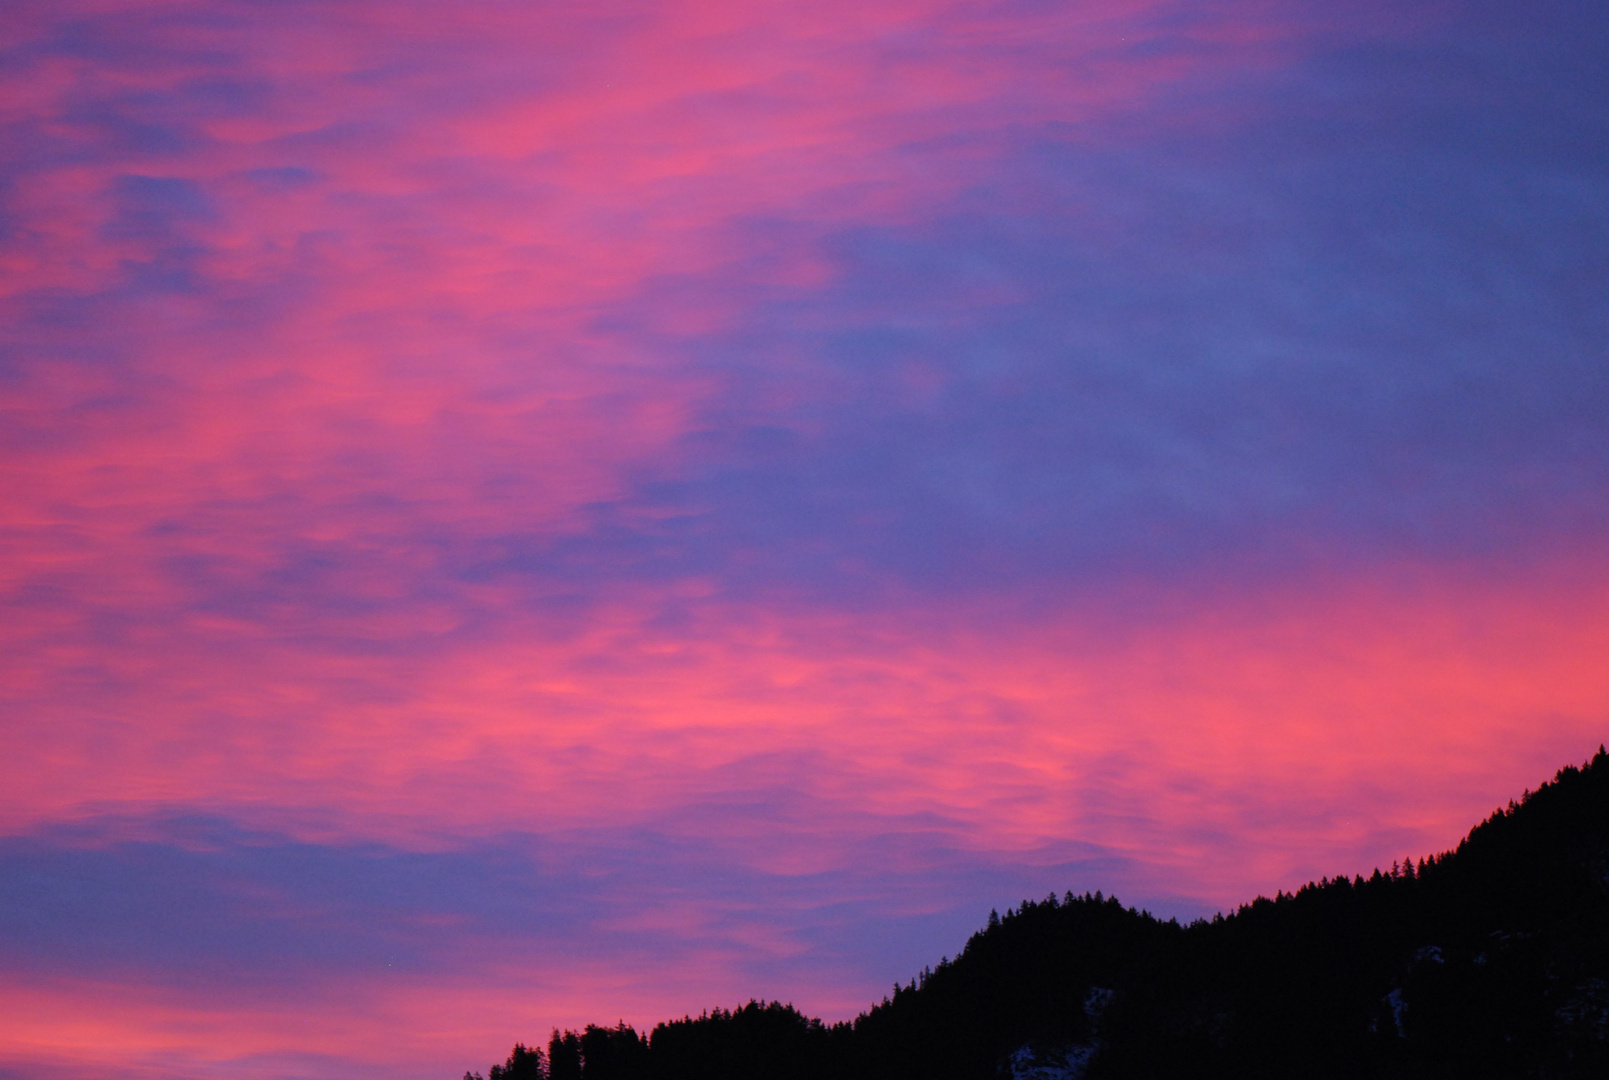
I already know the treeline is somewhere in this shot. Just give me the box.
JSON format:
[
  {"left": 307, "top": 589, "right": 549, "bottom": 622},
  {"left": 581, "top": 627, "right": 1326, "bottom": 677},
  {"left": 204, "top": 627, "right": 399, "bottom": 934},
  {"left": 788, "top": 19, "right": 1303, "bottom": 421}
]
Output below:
[
  {"left": 466, "top": 1002, "right": 846, "bottom": 1080},
  {"left": 467, "top": 747, "right": 1609, "bottom": 1079}
]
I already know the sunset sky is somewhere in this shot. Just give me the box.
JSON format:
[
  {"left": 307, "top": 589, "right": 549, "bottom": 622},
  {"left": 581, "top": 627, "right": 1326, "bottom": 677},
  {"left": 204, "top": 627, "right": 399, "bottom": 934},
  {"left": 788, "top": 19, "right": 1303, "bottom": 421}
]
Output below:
[{"left": 3, "top": 1, "right": 1607, "bottom": 1077}]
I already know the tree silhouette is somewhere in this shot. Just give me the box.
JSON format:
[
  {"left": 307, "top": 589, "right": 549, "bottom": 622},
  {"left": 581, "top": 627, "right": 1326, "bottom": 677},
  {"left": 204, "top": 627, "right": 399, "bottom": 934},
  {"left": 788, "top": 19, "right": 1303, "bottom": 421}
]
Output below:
[{"left": 466, "top": 747, "right": 1609, "bottom": 1079}]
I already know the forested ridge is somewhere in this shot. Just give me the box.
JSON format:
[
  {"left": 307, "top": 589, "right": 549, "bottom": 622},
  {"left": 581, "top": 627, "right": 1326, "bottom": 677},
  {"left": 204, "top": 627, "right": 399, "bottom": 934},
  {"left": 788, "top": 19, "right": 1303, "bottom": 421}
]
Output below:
[{"left": 465, "top": 749, "right": 1609, "bottom": 1079}]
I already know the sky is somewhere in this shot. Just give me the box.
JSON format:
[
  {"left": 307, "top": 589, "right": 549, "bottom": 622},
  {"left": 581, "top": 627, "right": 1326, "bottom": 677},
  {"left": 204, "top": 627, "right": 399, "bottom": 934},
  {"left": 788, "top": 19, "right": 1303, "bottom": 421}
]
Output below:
[{"left": 2, "top": 0, "right": 1607, "bottom": 1077}]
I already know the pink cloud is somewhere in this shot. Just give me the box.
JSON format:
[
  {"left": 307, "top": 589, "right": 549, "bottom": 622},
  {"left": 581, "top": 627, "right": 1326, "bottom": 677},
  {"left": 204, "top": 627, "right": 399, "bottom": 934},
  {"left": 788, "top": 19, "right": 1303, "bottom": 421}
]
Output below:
[{"left": 4, "top": 0, "right": 1602, "bottom": 1077}]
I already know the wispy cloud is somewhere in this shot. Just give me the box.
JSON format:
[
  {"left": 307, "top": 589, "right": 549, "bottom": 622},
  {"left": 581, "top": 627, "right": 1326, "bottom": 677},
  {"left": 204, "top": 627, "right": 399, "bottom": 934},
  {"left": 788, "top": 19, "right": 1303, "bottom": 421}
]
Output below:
[{"left": 3, "top": 0, "right": 1607, "bottom": 1076}]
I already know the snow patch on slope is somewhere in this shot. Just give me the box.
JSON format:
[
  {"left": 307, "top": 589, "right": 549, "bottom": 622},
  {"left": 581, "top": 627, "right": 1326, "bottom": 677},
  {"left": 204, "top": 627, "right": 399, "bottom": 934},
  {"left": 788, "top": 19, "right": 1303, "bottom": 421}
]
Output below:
[
  {"left": 1006, "top": 987, "right": 1114, "bottom": 1080},
  {"left": 1008, "top": 1043, "right": 1097, "bottom": 1080}
]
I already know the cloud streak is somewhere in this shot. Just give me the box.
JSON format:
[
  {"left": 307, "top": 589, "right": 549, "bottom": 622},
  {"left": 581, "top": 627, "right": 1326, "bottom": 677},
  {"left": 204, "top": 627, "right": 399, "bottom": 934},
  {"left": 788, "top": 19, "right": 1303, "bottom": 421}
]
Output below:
[{"left": 3, "top": 0, "right": 1608, "bottom": 1076}]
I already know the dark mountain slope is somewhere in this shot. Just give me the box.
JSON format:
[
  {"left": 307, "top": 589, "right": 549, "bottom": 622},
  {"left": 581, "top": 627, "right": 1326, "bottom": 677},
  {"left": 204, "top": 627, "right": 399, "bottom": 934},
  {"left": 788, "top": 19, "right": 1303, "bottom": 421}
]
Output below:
[{"left": 467, "top": 748, "right": 1609, "bottom": 1080}]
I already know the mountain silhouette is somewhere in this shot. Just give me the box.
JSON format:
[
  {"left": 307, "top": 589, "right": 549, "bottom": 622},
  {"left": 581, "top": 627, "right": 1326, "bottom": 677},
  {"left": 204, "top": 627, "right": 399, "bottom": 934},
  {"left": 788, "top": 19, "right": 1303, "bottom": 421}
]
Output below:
[{"left": 467, "top": 748, "right": 1609, "bottom": 1079}]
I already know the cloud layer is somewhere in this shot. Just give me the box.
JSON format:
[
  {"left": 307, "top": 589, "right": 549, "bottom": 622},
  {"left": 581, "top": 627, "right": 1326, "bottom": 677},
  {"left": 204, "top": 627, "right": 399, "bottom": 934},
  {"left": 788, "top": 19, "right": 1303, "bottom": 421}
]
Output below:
[{"left": 3, "top": 1, "right": 1608, "bottom": 1077}]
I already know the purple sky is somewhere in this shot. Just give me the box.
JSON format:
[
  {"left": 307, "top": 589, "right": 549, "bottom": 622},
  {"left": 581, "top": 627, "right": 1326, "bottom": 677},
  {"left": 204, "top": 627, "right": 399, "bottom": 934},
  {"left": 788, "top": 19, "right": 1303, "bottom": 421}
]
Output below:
[{"left": 2, "top": 1, "right": 1608, "bottom": 1077}]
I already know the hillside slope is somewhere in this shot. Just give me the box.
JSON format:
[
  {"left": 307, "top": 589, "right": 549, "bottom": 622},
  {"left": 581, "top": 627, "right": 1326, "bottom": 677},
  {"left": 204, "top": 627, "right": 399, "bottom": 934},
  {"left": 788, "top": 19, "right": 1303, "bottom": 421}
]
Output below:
[{"left": 469, "top": 748, "right": 1609, "bottom": 1080}]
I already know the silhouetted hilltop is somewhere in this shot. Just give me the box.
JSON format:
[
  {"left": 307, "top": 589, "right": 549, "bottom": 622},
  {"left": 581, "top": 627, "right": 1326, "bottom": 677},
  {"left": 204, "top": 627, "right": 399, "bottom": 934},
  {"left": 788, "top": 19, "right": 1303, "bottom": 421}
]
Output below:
[{"left": 466, "top": 748, "right": 1609, "bottom": 1080}]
